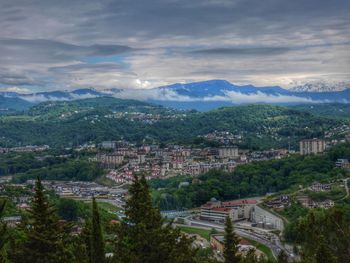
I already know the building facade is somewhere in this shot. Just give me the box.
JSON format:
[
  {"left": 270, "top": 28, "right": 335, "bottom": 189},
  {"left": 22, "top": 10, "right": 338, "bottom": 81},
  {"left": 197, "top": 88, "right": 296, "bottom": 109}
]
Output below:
[{"left": 299, "top": 139, "right": 326, "bottom": 155}]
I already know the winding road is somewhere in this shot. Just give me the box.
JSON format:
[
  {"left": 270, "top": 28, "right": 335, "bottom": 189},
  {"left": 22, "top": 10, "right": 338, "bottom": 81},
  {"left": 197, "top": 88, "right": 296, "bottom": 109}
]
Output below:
[
  {"left": 341, "top": 178, "right": 349, "bottom": 200},
  {"left": 183, "top": 216, "right": 294, "bottom": 261}
]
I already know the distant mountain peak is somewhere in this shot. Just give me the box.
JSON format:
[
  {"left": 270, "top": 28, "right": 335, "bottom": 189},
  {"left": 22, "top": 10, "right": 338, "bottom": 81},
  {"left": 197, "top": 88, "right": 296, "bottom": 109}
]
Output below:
[{"left": 290, "top": 81, "right": 350, "bottom": 93}]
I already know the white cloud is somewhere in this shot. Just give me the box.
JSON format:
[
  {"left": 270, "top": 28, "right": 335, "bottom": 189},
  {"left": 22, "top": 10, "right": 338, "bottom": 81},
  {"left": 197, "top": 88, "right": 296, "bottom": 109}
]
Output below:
[
  {"left": 0, "top": 86, "right": 32, "bottom": 94},
  {"left": 113, "top": 88, "right": 327, "bottom": 104}
]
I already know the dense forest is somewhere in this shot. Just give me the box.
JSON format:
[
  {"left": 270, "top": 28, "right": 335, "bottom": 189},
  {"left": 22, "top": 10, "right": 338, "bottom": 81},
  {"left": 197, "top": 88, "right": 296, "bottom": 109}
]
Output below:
[
  {"left": 291, "top": 103, "right": 350, "bottom": 119},
  {"left": 0, "top": 97, "right": 346, "bottom": 150},
  {"left": 0, "top": 152, "right": 103, "bottom": 183}
]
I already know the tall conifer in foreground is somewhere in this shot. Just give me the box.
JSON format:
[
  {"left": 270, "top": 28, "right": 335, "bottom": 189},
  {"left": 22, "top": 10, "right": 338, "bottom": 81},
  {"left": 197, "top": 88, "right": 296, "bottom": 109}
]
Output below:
[
  {"left": 0, "top": 200, "right": 8, "bottom": 263},
  {"left": 14, "top": 177, "right": 71, "bottom": 263},
  {"left": 114, "top": 174, "right": 197, "bottom": 263},
  {"left": 277, "top": 250, "right": 288, "bottom": 263},
  {"left": 223, "top": 216, "right": 240, "bottom": 263},
  {"left": 90, "top": 197, "right": 105, "bottom": 263}
]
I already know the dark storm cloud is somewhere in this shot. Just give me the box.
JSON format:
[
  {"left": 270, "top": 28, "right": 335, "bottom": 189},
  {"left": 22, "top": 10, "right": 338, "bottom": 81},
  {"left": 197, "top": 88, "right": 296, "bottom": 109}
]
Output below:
[
  {"left": 0, "top": 70, "right": 39, "bottom": 86},
  {"left": 49, "top": 63, "right": 127, "bottom": 73},
  {"left": 0, "top": 0, "right": 349, "bottom": 90},
  {"left": 0, "top": 39, "right": 133, "bottom": 64}
]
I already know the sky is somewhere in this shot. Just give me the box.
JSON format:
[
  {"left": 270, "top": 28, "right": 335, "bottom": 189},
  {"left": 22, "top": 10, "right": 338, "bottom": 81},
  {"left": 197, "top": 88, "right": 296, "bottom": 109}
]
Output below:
[{"left": 0, "top": 0, "right": 349, "bottom": 93}]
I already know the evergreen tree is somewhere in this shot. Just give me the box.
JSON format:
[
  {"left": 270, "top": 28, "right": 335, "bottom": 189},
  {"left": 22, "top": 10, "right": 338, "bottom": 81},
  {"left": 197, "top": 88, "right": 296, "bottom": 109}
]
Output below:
[
  {"left": 0, "top": 200, "right": 8, "bottom": 263},
  {"left": 314, "top": 236, "right": 338, "bottom": 263},
  {"left": 12, "top": 177, "right": 72, "bottom": 263},
  {"left": 223, "top": 216, "right": 240, "bottom": 263},
  {"left": 70, "top": 229, "right": 89, "bottom": 263},
  {"left": 297, "top": 208, "right": 349, "bottom": 263},
  {"left": 277, "top": 250, "right": 288, "bottom": 263},
  {"left": 90, "top": 197, "right": 105, "bottom": 263},
  {"left": 114, "top": 174, "right": 197, "bottom": 263}
]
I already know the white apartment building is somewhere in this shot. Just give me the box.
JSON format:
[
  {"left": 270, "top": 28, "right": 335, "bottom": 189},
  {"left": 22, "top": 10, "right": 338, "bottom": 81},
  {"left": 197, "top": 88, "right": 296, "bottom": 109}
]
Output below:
[{"left": 299, "top": 139, "right": 326, "bottom": 155}]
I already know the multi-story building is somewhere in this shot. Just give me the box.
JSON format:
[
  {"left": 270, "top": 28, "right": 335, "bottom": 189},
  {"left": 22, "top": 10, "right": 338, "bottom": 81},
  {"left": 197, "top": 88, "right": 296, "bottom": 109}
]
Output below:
[
  {"left": 200, "top": 198, "right": 257, "bottom": 222},
  {"left": 299, "top": 139, "right": 325, "bottom": 155},
  {"left": 200, "top": 204, "right": 234, "bottom": 222},
  {"left": 218, "top": 146, "right": 239, "bottom": 159},
  {"left": 96, "top": 153, "right": 124, "bottom": 168},
  {"left": 222, "top": 199, "right": 257, "bottom": 220},
  {"left": 101, "top": 141, "right": 116, "bottom": 149}
]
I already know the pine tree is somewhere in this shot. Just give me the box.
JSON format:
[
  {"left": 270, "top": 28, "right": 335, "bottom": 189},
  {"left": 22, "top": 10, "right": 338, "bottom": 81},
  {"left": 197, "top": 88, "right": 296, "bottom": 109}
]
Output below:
[
  {"left": 239, "top": 249, "right": 258, "bottom": 263},
  {"left": 114, "top": 174, "right": 197, "bottom": 263},
  {"left": 13, "top": 177, "right": 72, "bottom": 263},
  {"left": 277, "top": 250, "right": 288, "bottom": 263},
  {"left": 90, "top": 197, "right": 105, "bottom": 263},
  {"left": 0, "top": 200, "right": 8, "bottom": 263},
  {"left": 223, "top": 216, "right": 240, "bottom": 263},
  {"left": 314, "top": 236, "right": 338, "bottom": 263}
]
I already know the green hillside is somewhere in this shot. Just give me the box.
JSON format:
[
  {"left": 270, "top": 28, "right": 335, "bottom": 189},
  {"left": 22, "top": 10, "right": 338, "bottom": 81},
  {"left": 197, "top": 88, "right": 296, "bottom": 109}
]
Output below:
[
  {"left": 0, "top": 95, "right": 33, "bottom": 112},
  {"left": 291, "top": 103, "right": 350, "bottom": 119},
  {"left": 0, "top": 98, "right": 346, "bottom": 149}
]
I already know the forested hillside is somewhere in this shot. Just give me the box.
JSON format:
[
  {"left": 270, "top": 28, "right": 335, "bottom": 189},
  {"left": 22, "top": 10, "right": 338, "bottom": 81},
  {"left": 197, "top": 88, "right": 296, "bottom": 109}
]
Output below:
[
  {"left": 0, "top": 98, "right": 346, "bottom": 149},
  {"left": 291, "top": 103, "right": 350, "bottom": 119}
]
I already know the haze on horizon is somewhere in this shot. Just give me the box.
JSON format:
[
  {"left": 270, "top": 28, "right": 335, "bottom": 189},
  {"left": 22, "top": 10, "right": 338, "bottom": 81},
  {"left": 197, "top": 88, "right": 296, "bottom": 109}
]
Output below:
[{"left": 0, "top": 0, "right": 349, "bottom": 93}]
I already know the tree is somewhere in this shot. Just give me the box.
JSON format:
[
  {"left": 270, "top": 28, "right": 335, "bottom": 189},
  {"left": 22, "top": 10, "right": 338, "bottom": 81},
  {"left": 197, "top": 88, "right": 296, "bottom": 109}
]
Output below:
[
  {"left": 223, "top": 216, "right": 240, "bottom": 263},
  {"left": 277, "top": 250, "right": 288, "bottom": 263},
  {"left": 114, "top": 174, "right": 197, "bottom": 263},
  {"left": 57, "top": 198, "right": 79, "bottom": 221},
  {"left": 90, "top": 197, "right": 105, "bottom": 263},
  {"left": 297, "top": 208, "right": 350, "bottom": 263},
  {"left": 0, "top": 200, "right": 8, "bottom": 263},
  {"left": 314, "top": 236, "right": 338, "bottom": 263},
  {"left": 12, "top": 177, "right": 72, "bottom": 263}
]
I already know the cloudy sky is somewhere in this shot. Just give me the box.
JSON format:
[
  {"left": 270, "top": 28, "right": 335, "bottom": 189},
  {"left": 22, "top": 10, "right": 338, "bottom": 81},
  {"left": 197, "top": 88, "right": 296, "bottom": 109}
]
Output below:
[{"left": 0, "top": 0, "right": 349, "bottom": 92}]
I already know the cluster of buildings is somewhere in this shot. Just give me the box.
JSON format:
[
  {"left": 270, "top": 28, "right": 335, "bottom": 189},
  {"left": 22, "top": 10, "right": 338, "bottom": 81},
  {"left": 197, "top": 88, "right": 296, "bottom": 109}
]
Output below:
[
  {"left": 93, "top": 140, "right": 292, "bottom": 184},
  {"left": 25, "top": 180, "right": 120, "bottom": 199},
  {"left": 200, "top": 198, "right": 284, "bottom": 230},
  {"left": 95, "top": 142, "right": 244, "bottom": 183},
  {"left": 296, "top": 195, "right": 335, "bottom": 209},
  {"left": 0, "top": 145, "right": 49, "bottom": 154},
  {"left": 309, "top": 182, "right": 331, "bottom": 192},
  {"left": 336, "top": 158, "right": 350, "bottom": 170},
  {"left": 264, "top": 195, "right": 291, "bottom": 210},
  {"left": 325, "top": 124, "right": 350, "bottom": 144},
  {"left": 200, "top": 131, "right": 243, "bottom": 145},
  {"left": 103, "top": 110, "right": 187, "bottom": 124},
  {"left": 210, "top": 235, "right": 264, "bottom": 258}
]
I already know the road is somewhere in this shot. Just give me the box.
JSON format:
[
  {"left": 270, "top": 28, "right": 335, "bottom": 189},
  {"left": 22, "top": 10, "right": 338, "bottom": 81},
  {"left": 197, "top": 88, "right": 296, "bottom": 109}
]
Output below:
[
  {"left": 183, "top": 217, "right": 294, "bottom": 261},
  {"left": 341, "top": 178, "right": 349, "bottom": 200}
]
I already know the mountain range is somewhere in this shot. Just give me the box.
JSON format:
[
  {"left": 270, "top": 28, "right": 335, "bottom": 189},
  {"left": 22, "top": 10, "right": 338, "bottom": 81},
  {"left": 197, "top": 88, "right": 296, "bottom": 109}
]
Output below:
[{"left": 1, "top": 80, "right": 350, "bottom": 111}]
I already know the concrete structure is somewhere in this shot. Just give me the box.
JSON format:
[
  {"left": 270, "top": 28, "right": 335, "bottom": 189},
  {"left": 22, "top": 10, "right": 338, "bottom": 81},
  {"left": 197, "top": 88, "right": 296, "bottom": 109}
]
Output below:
[
  {"left": 101, "top": 141, "right": 116, "bottom": 149},
  {"left": 218, "top": 146, "right": 239, "bottom": 159},
  {"left": 96, "top": 153, "right": 124, "bottom": 168},
  {"left": 299, "top": 139, "right": 325, "bottom": 155},
  {"left": 200, "top": 198, "right": 234, "bottom": 222},
  {"left": 251, "top": 205, "right": 284, "bottom": 231},
  {"left": 200, "top": 206, "right": 234, "bottom": 222},
  {"left": 200, "top": 199, "right": 257, "bottom": 222},
  {"left": 222, "top": 199, "right": 257, "bottom": 220}
]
